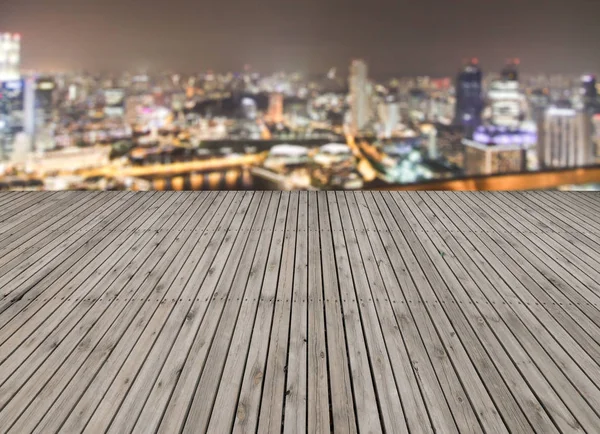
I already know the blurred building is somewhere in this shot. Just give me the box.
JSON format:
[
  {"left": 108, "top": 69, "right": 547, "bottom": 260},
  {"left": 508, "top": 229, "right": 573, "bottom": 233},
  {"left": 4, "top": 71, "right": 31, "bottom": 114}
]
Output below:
[
  {"left": 103, "top": 88, "right": 125, "bottom": 118},
  {"left": 464, "top": 124, "right": 536, "bottom": 175},
  {"left": 378, "top": 96, "right": 400, "bottom": 138},
  {"left": 0, "top": 79, "right": 24, "bottom": 159},
  {"left": 268, "top": 93, "right": 284, "bottom": 123},
  {"left": 487, "top": 60, "right": 525, "bottom": 128},
  {"left": 0, "top": 33, "right": 20, "bottom": 82},
  {"left": 349, "top": 59, "right": 370, "bottom": 133},
  {"left": 35, "top": 77, "right": 56, "bottom": 124},
  {"left": 538, "top": 107, "right": 594, "bottom": 169},
  {"left": 454, "top": 59, "right": 483, "bottom": 138},
  {"left": 580, "top": 75, "right": 598, "bottom": 113}
]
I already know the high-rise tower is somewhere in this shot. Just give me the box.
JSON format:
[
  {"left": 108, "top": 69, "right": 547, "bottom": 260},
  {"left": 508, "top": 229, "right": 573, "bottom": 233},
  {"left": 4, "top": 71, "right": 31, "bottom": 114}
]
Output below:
[
  {"left": 349, "top": 59, "right": 370, "bottom": 133},
  {"left": 454, "top": 58, "right": 483, "bottom": 138}
]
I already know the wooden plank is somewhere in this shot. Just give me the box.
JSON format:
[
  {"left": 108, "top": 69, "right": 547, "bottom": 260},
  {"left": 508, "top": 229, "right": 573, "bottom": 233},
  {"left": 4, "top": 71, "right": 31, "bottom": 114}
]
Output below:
[
  {"left": 1, "top": 193, "right": 204, "bottom": 432},
  {"left": 306, "top": 191, "right": 330, "bottom": 434},
  {"left": 315, "top": 191, "right": 356, "bottom": 433},
  {"left": 0, "top": 194, "right": 188, "bottom": 387},
  {"left": 207, "top": 192, "right": 289, "bottom": 433},
  {"left": 346, "top": 191, "right": 436, "bottom": 434},
  {"left": 58, "top": 191, "right": 237, "bottom": 433},
  {"left": 128, "top": 192, "right": 261, "bottom": 433},
  {"left": 392, "top": 191, "right": 584, "bottom": 433},
  {"left": 544, "top": 191, "right": 600, "bottom": 217},
  {"left": 494, "top": 192, "right": 600, "bottom": 265},
  {"left": 416, "top": 192, "right": 600, "bottom": 431},
  {"left": 32, "top": 192, "right": 227, "bottom": 434},
  {"left": 0, "top": 191, "right": 96, "bottom": 249},
  {"left": 363, "top": 191, "right": 479, "bottom": 433},
  {"left": 472, "top": 192, "right": 600, "bottom": 313},
  {"left": 0, "top": 192, "right": 112, "bottom": 267},
  {"left": 509, "top": 192, "right": 600, "bottom": 234},
  {"left": 0, "top": 192, "right": 46, "bottom": 218},
  {"left": 0, "top": 192, "right": 63, "bottom": 227},
  {"left": 557, "top": 191, "right": 600, "bottom": 212},
  {"left": 0, "top": 192, "right": 136, "bottom": 300},
  {"left": 537, "top": 192, "right": 600, "bottom": 227},
  {"left": 0, "top": 196, "right": 191, "bottom": 430},
  {"left": 0, "top": 192, "right": 27, "bottom": 213},
  {"left": 334, "top": 191, "right": 409, "bottom": 433},
  {"left": 115, "top": 192, "right": 259, "bottom": 433},
  {"left": 439, "top": 192, "right": 600, "bottom": 362},
  {"left": 0, "top": 192, "right": 159, "bottom": 335},
  {"left": 324, "top": 191, "right": 381, "bottom": 434},
  {"left": 180, "top": 193, "right": 279, "bottom": 432},
  {"left": 282, "top": 190, "right": 309, "bottom": 434},
  {"left": 252, "top": 191, "right": 299, "bottom": 434},
  {"left": 385, "top": 192, "right": 563, "bottom": 433},
  {"left": 382, "top": 192, "right": 527, "bottom": 433}
]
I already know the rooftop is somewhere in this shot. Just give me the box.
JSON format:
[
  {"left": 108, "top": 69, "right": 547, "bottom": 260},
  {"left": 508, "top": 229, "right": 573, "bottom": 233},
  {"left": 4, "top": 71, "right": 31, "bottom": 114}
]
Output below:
[{"left": 0, "top": 190, "right": 599, "bottom": 433}]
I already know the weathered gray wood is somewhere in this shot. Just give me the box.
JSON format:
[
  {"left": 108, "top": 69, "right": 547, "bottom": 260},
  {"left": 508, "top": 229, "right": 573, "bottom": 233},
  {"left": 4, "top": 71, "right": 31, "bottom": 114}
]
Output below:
[
  {"left": 207, "top": 192, "right": 289, "bottom": 433},
  {"left": 315, "top": 191, "right": 356, "bottom": 434},
  {"left": 96, "top": 192, "right": 253, "bottom": 433},
  {"left": 387, "top": 192, "right": 562, "bottom": 433},
  {"left": 325, "top": 191, "right": 381, "bottom": 434},
  {"left": 335, "top": 191, "right": 409, "bottom": 433},
  {"left": 0, "top": 193, "right": 196, "bottom": 430},
  {"left": 0, "top": 192, "right": 158, "bottom": 335},
  {"left": 419, "top": 192, "right": 600, "bottom": 432},
  {"left": 123, "top": 192, "right": 261, "bottom": 433},
  {"left": 180, "top": 192, "right": 276, "bottom": 432},
  {"left": 348, "top": 191, "right": 436, "bottom": 434},
  {"left": 1, "top": 191, "right": 599, "bottom": 434},
  {"left": 53, "top": 191, "right": 227, "bottom": 434},
  {"left": 438, "top": 192, "right": 600, "bottom": 364},
  {"left": 29, "top": 192, "right": 220, "bottom": 434},
  {"left": 252, "top": 191, "right": 299, "bottom": 434},
  {"left": 282, "top": 190, "right": 309, "bottom": 434}
]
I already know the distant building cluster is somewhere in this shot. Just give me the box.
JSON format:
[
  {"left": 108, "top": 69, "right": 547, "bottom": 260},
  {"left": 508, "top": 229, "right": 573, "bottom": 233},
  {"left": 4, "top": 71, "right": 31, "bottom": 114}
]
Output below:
[{"left": 0, "top": 32, "right": 599, "bottom": 191}]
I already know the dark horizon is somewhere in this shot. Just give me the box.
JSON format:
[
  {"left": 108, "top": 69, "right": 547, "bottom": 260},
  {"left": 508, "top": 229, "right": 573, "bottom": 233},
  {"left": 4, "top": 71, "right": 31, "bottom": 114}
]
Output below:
[{"left": 2, "top": 0, "right": 600, "bottom": 76}]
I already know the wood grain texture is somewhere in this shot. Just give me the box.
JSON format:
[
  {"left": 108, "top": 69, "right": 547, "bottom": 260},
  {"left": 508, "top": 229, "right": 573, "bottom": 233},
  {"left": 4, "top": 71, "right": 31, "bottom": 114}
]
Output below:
[{"left": 0, "top": 191, "right": 598, "bottom": 434}]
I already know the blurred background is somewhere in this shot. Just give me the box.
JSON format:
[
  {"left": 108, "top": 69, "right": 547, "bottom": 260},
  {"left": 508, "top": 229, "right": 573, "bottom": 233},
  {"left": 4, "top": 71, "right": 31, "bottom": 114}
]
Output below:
[{"left": 1, "top": 0, "right": 600, "bottom": 191}]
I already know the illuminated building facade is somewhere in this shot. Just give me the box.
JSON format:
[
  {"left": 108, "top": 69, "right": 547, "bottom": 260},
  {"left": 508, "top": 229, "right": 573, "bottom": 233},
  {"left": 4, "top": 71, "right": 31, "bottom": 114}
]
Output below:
[
  {"left": 539, "top": 107, "right": 594, "bottom": 169},
  {"left": 103, "top": 88, "right": 126, "bottom": 118},
  {"left": 268, "top": 93, "right": 284, "bottom": 123},
  {"left": 378, "top": 96, "right": 400, "bottom": 138},
  {"left": 0, "top": 79, "right": 24, "bottom": 159},
  {"left": 0, "top": 33, "right": 20, "bottom": 82},
  {"left": 464, "top": 124, "right": 536, "bottom": 175},
  {"left": 487, "top": 60, "right": 525, "bottom": 128},
  {"left": 349, "top": 59, "right": 370, "bottom": 133},
  {"left": 580, "top": 75, "right": 598, "bottom": 113},
  {"left": 454, "top": 59, "right": 483, "bottom": 138}
]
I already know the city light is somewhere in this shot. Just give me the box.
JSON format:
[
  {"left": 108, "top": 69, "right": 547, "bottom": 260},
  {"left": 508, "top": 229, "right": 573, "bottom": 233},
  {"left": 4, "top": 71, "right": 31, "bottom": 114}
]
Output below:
[{"left": 0, "top": 32, "right": 597, "bottom": 191}]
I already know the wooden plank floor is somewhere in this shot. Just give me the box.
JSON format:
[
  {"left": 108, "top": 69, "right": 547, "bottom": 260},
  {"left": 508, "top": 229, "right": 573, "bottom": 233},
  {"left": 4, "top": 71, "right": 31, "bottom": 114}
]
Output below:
[{"left": 0, "top": 191, "right": 599, "bottom": 433}]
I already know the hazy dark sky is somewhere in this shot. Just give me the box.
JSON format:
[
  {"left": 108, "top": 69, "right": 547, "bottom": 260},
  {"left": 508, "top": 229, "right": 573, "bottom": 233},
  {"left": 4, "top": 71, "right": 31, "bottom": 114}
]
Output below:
[{"left": 2, "top": 0, "right": 599, "bottom": 76}]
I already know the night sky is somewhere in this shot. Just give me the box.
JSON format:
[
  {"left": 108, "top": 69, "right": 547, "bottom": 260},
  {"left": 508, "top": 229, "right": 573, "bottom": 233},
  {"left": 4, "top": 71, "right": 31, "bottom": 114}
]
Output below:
[{"left": 2, "top": 0, "right": 599, "bottom": 76}]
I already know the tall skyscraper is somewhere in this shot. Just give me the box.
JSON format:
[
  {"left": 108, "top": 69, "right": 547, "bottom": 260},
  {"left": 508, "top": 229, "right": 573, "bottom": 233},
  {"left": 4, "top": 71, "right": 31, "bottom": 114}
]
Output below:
[
  {"left": 378, "top": 96, "right": 400, "bottom": 138},
  {"left": 268, "top": 92, "right": 284, "bottom": 123},
  {"left": 454, "top": 59, "right": 483, "bottom": 138},
  {"left": 23, "top": 76, "right": 36, "bottom": 139},
  {"left": 0, "top": 33, "right": 20, "bottom": 82},
  {"left": 349, "top": 59, "right": 370, "bottom": 133},
  {"left": 580, "top": 75, "right": 598, "bottom": 113},
  {"left": 538, "top": 107, "right": 594, "bottom": 168},
  {"left": 487, "top": 60, "right": 525, "bottom": 128}
]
